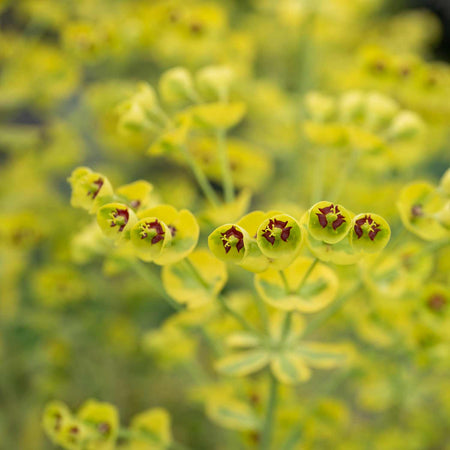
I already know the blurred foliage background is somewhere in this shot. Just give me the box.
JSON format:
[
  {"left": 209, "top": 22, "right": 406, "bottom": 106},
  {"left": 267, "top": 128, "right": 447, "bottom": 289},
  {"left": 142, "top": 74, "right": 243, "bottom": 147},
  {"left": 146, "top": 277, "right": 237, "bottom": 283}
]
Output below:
[{"left": 0, "top": 0, "right": 449, "bottom": 449}]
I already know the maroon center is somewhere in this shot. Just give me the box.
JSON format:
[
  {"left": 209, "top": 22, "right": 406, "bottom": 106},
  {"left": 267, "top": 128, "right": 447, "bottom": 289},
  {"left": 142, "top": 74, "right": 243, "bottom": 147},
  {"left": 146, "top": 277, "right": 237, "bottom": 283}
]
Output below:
[
  {"left": 262, "top": 219, "right": 292, "bottom": 245},
  {"left": 110, "top": 208, "right": 129, "bottom": 232},
  {"left": 88, "top": 178, "right": 104, "bottom": 199},
  {"left": 221, "top": 226, "right": 244, "bottom": 253},
  {"left": 141, "top": 220, "right": 165, "bottom": 244},
  {"left": 316, "top": 204, "right": 346, "bottom": 230},
  {"left": 354, "top": 215, "right": 381, "bottom": 241}
]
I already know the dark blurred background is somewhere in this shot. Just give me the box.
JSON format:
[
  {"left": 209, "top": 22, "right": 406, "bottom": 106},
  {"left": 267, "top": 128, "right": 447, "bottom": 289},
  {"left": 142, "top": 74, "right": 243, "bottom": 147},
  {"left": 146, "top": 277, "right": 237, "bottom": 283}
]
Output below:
[{"left": 408, "top": 0, "right": 450, "bottom": 59}]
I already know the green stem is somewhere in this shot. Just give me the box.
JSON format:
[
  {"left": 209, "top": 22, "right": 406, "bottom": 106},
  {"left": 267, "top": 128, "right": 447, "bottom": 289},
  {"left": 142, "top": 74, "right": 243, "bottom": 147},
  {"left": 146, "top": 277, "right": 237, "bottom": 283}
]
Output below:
[
  {"left": 297, "top": 258, "right": 319, "bottom": 293},
  {"left": 260, "top": 371, "right": 279, "bottom": 450},
  {"left": 279, "top": 270, "right": 290, "bottom": 294},
  {"left": 216, "top": 128, "right": 235, "bottom": 202},
  {"left": 179, "top": 144, "right": 220, "bottom": 207},
  {"left": 216, "top": 295, "right": 260, "bottom": 335},
  {"left": 301, "top": 281, "right": 363, "bottom": 338},
  {"left": 280, "top": 258, "right": 318, "bottom": 342},
  {"left": 130, "top": 260, "right": 184, "bottom": 311},
  {"left": 254, "top": 294, "right": 270, "bottom": 334}
]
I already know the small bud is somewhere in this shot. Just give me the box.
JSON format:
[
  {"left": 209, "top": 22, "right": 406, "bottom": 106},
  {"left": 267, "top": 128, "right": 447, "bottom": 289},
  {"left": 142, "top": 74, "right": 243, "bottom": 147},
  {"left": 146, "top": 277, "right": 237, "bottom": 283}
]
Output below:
[
  {"left": 307, "top": 202, "right": 352, "bottom": 244},
  {"left": 338, "top": 90, "right": 365, "bottom": 122},
  {"left": 349, "top": 213, "right": 390, "bottom": 254},
  {"left": 304, "top": 92, "right": 336, "bottom": 122},
  {"left": 387, "top": 111, "right": 424, "bottom": 140},
  {"left": 196, "top": 65, "right": 234, "bottom": 101},
  {"left": 96, "top": 203, "right": 137, "bottom": 240},
  {"left": 365, "top": 92, "right": 399, "bottom": 131},
  {"left": 117, "top": 83, "right": 166, "bottom": 134},
  {"left": 68, "top": 167, "right": 114, "bottom": 213},
  {"left": 159, "top": 67, "right": 198, "bottom": 104}
]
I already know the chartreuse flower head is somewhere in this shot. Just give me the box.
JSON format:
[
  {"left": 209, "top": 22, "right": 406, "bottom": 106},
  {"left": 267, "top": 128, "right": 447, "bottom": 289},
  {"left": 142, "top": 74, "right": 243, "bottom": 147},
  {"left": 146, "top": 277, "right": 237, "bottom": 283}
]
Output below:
[
  {"left": 68, "top": 167, "right": 113, "bottom": 213},
  {"left": 196, "top": 65, "right": 234, "bottom": 101},
  {"left": 117, "top": 83, "right": 166, "bottom": 135},
  {"left": 116, "top": 180, "right": 153, "bottom": 211},
  {"left": 130, "top": 217, "right": 172, "bottom": 262},
  {"left": 42, "top": 401, "right": 71, "bottom": 446},
  {"left": 129, "top": 408, "right": 172, "bottom": 449},
  {"left": 307, "top": 201, "right": 353, "bottom": 244},
  {"left": 159, "top": 66, "right": 198, "bottom": 104},
  {"left": 349, "top": 213, "right": 391, "bottom": 254},
  {"left": 256, "top": 214, "right": 302, "bottom": 268},
  {"left": 97, "top": 203, "right": 137, "bottom": 241},
  {"left": 208, "top": 223, "right": 250, "bottom": 265},
  {"left": 397, "top": 182, "right": 448, "bottom": 241},
  {"left": 58, "top": 417, "right": 91, "bottom": 450},
  {"left": 77, "top": 400, "right": 119, "bottom": 449},
  {"left": 136, "top": 205, "right": 199, "bottom": 265}
]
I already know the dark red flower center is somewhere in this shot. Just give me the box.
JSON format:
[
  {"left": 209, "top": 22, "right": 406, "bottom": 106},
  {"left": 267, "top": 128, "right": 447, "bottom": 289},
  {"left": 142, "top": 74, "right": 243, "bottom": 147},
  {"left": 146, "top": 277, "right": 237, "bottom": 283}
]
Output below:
[
  {"left": 221, "top": 226, "right": 244, "bottom": 253},
  {"left": 354, "top": 215, "right": 381, "bottom": 241},
  {"left": 88, "top": 178, "right": 104, "bottom": 199},
  {"left": 110, "top": 208, "right": 129, "bottom": 232},
  {"left": 98, "top": 422, "right": 111, "bottom": 435},
  {"left": 316, "top": 204, "right": 346, "bottom": 230},
  {"left": 411, "top": 204, "right": 423, "bottom": 218},
  {"left": 262, "top": 219, "right": 292, "bottom": 245},
  {"left": 140, "top": 220, "right": 165, "bottom": 244},
  {"left": 427, "top": 294, "right": 446, "bottom": 312}
]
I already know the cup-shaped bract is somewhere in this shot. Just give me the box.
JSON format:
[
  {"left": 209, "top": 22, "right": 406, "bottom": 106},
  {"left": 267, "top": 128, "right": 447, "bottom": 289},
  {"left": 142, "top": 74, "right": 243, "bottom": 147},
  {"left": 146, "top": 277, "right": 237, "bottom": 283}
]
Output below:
[
  {"left": 349, "top": 213, "right": 391, "bottom": 254},
  {"left": 130, "top": 408, "right": 172, "bottom": 449},
  {"left": 138, "top": 205, "right": 199, "bottom": 265},
  {"left": 256, "top": 214, "right": 302, "bottom": 263},
  {"left": 130, "top": 217, "right": 172, "bottom": 262},
  {"left": 387, "top": 111, "right": 424, "bottom": 140},
  {"left": 68, "top": 167, "right": 113, "bottom": 213},
  {"left": 116, "top": 180, "right": 153, "bottom": 211},
  {"left": 397, "top": 182, "right": 448, "bottom": 241},
  {"left": 117, "top": 83, "right": 165, "bottom": 134},
  {"left": 196, "top": 65, "right": 234, "bottom": 101},
  {"left": 77, "top": 400, "right": 119, "bottom": 449},
  {"left": 307, "top": 201, "right": 352, "bottom": 244},
  {"left": 42, "top": 401, "right": 71, "bottom": 445},
  {"left": 97, "top": 203, "right": 137, "bottom": 241},
  {"left": 159, "top": 67, "right": 197, "bottom": 104},
  {"left": 255, "top": 256, "right": 339, "bottom": 312},
  {"left": 208, "top": 223, "right": 250, "bottom": 264},
  {"left": 58, "top": 418, "right": 92, "bottom": 450},
  {"left": 162, "top": 249, "right": 227, "bottom": 308}
]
